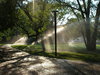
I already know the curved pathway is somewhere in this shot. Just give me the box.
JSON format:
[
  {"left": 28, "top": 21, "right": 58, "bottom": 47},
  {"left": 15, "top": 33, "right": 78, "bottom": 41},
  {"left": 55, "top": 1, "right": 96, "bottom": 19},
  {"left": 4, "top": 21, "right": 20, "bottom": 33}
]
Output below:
[{"left": 0, "top": 46, "right": 100, "bottom": 75}]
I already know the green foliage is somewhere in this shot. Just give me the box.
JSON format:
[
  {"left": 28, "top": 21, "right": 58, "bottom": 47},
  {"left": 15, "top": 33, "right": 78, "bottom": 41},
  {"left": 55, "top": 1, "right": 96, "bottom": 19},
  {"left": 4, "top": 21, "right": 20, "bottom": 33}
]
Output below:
[
  {"left": 0, "top": 0, "right": 60, "bottom": 42},
  {"left": 0, "top": 28, "right": 17, "bottom": 41},
  {"left": 17, "top": 9, "right": 34, "bottom": 36},
  {"left": 0, "top": 0, "right": 17, "bottom": 32},
  {"left": 15, "top": 0, "right": 54, "bottom": 39}
]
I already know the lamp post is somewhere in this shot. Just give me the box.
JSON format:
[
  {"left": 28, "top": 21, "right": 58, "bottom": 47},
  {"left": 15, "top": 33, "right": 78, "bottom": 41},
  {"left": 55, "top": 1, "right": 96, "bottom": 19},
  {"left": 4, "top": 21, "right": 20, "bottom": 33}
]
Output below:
[{"left": 52, "top": 10, "right": 58, "bottom": 56}]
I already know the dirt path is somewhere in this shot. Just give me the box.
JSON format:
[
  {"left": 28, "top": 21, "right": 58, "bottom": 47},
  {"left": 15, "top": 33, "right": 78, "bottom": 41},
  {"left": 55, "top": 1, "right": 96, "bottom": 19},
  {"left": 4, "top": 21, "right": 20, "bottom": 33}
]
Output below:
[{"left": 0, "top": 46, "right": 100, "bottom": 75}]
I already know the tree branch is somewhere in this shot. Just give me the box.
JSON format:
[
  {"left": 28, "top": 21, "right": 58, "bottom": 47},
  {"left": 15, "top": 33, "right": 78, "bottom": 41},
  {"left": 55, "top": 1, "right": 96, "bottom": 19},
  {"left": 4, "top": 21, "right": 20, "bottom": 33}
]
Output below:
[
  {"left": 70, "top": 7, "right": 80, "bottom": 21},
  {"left": 77, "top": 0, "right": 85, "bottom": 19},
  {"left": 82, "top": 0, "right": 87, "bottom": 14},
  {"left": 86, "top": 0, "right": 91, "bottom": 18},
  {"left": 56, "top": 0, "right": 85, "bottom": 12},
  {"left": 17, "top": 3, "right": 34, "bottom": 22},
  {"left": 92, "top": 1, "right": 100, "bottom": 39}
]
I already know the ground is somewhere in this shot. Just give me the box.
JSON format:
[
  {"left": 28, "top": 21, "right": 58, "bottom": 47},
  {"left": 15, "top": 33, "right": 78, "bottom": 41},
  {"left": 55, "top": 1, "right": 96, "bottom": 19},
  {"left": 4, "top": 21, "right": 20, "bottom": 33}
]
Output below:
[{"left": 0, "top": 45, "right": 100, "bottom": 75}]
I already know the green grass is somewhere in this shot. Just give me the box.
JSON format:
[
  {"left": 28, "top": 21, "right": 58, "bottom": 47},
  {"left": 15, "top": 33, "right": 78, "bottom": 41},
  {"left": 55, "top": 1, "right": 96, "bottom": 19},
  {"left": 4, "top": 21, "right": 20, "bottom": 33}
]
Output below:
[
  {"left": 0, "top": 44, "right": 5, "bottom": 46},
  {"left": 29, "top": 44, "right": 42, "bottom": 50},
  {"left": 28, "top": 51, "right": 100, "bottom": 62},
  {"left": 97, "top": 44, "right": 100, "bottom": 49},
  {"left": 28, "top": 44, "right": 100, "bottom": 62},
  {"left": 11, "top": 44, "right": 100, "bottom": 62},
  {"left": 11, "top": 45, "right": 29, "bottom": 50},
  {"left": 11, "top": 44, "right": 42, "bottom": 51}
]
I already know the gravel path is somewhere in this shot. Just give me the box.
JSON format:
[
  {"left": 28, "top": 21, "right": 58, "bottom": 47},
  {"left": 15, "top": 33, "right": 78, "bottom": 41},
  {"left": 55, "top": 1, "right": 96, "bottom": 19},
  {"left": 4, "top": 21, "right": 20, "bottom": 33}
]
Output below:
[{"left": 0, "top": 46, "right": 100, "bottom": 75}]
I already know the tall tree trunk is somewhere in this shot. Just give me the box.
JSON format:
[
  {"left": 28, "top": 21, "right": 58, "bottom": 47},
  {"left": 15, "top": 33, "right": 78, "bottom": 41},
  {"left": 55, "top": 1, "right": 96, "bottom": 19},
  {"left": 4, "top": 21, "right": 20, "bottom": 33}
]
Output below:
[
  {"left": 85, "top": 0, "right": 92, "bottom": 51},
  {"left": 85, "top": 19, "right": 91, "bottom": 50},
  {"left": 91, "top": 2, "right": 100, "bottom": 50},
  {"left": 77, "top": 0, "right": 92, "bottom": 50}
]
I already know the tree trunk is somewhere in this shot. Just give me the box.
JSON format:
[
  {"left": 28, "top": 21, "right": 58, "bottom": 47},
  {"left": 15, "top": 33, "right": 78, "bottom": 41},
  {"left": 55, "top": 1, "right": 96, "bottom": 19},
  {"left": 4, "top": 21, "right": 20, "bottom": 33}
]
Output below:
[
  {"left": 35, "top": 31, "right": 39, "bottom": 44},
  {"left": 83, "top": 19, "right": 92, "bottom": 51},
  {"left": 40, "top": 35, "right": 46, "bottom": 53},
  {"left": 41, "top": 40, "right": 46, "bottom": 53},
  {"left": 84, "top": 0, "right": 92, "bottom": 51},
  {"left": 91, "top": 2, "right": 100, "bottom": 51}
]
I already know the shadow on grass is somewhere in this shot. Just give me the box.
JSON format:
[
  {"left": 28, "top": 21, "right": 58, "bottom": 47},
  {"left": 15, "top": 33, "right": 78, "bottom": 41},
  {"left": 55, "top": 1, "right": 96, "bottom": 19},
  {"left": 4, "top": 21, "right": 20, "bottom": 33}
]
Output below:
[
  {"left": 11, "top": 44, "right": 100, "bottom": 63},
  {"left": 27, "top": 50, "right": 100, "bottom": 63}
]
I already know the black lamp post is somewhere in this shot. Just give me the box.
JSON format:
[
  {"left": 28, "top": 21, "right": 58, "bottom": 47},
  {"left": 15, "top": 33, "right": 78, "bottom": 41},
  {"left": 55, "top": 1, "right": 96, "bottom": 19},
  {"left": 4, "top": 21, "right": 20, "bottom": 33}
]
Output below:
[{"left": 52, "top": 10, "right": 58, "bottom": 56}]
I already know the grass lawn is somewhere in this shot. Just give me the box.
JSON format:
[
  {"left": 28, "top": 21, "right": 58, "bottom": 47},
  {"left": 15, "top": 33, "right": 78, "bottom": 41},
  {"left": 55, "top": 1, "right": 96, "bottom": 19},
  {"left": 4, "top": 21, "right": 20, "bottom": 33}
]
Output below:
[
  {"left": 97, "top": 44, "right": 100, "bottom": 50},
  {"left": 28, "top": 51, "right": 100, "bottom": 62},
  {"left": 11, "top": 44, "right": 100, "bottom": 63},
  {"left": 0, "top": 44, "right": 5, "bottom": 46},
  {"left": 11, "top": 45, "right": 30, "bottom": 50}
]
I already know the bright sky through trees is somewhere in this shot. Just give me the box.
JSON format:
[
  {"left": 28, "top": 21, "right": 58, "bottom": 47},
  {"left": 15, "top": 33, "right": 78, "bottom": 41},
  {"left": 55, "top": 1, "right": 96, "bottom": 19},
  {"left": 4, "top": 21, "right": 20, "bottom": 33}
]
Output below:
[{"left": 27, "top": 0, "right": 99, "bottom": 25}]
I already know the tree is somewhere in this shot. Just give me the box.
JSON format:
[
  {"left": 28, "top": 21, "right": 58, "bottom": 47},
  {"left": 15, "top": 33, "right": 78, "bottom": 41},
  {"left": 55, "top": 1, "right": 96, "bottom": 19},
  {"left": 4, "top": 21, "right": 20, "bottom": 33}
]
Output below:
[
  {"left": 17, "top": 0, "right": 52, "bottom": 41},
  {"left": 0, "top": 0, "right": 17, "bottom": 32},
  {"left": 56, "top": 0, "right": 100, "bottom": 51},
  {"left": 16, "top": 0, "right": 54, "bottom": 52}
]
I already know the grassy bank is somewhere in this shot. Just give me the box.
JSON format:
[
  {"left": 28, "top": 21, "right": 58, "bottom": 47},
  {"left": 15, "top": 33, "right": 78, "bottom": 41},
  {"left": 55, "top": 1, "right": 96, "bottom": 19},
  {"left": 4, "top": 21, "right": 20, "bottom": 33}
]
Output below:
[
  {"left": 11, "top": 44, "right": 100, "bottom": 62},
  {"left": 28, "top": 51, "right": 100, "bottom": 62}
]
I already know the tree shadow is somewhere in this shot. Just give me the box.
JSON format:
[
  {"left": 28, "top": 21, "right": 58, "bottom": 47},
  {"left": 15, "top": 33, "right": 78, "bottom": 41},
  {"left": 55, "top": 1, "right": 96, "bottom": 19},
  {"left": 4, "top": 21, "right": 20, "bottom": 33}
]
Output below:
[
  {"left": 0, "top": 54, "right": 40, "bottom": 75},
  {"left": 0, "top": 50, "right": 100, "bottom": 75}
]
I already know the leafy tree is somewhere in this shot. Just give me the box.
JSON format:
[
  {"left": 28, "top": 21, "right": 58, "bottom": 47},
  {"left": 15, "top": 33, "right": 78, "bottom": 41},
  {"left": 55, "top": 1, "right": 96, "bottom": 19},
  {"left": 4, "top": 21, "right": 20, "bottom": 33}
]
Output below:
[
  {"left": 0, "top": 0, "right": 17, "bottom": 32},
  {"left": 56, "top": 0, "right": 100, "bottom": 51},
  {"left": 17, "top": 0, "right": 53, "bottom": 40}
]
